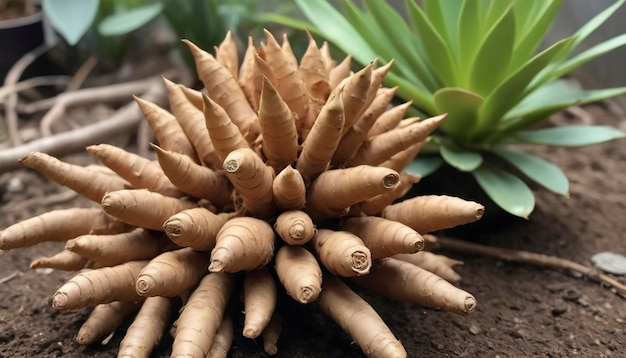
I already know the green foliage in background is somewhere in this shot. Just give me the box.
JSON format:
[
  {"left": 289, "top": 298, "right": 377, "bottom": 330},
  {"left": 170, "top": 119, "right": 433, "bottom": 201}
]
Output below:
[
  {"left": 269, "top": 0, "right": 626, "bottom": 218},
  {"left": 41, "top": 0, "right": 288, "bottom": 68}
]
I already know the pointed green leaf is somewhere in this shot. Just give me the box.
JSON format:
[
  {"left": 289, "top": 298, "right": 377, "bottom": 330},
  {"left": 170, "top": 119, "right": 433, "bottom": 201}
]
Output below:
[
  {"left": 514, "top": 126, "right": 625, "bottom": 146},
  {"left": 338, "top": 1, "right": 397, "bottom": 63},
  {"left": 533, "top": 0, "right": 626, "bottom": 85},
  {"left": 363, "top": 0, "right": 438, "bottom": 90},
  {"left": 405, "top": 0, "right": 459, "bottom": 86},
  {"left": 509, "top": 0, "right": 563, "bottom": 70},
  {"left": 555, "top": 33, "right": 626, "bottom": 79},
  {"left": 484, "top": 0, "right": 512, "bottom": 30},
  {"left": 493, "top": 148, "right": 569, "bottom": 195},
  {"left": 477, "top": 38, "right": 573, "bottom": 137},
  {"left": 469, "top": 5, "right": 516, "bottom": 95},
  {"left": 473, "top": 164, "right": 535, "bottom": 218},
  {"left": 98, "top": 3, "right": 163, "bottom": 36},
  {"left": 512, "top": 0, "right": 548, "bottom": 35},
  {"left": 260, "top": 13, "right": 314, "bottom": 32},
  {"left": 501, "top": 81, "right": 626, "bottom": 134},
  {"left": 433, "top": 87, "right": 484, "bottom": 139},
  {"left": 338, "top": 0, "right": 423, "bottom": 88},
  {"left": 503, "top": 79, "right": 579, "bottom": 120},
  {"left": 422, "top": 0, "right": 463, "bottom": 52},
  {"left": 387, "top": 71, "right": 437, "bottom": 114},
  {"left": 440, "top": 145, "right": 483, "bottom": 172},
  {"left": 567, "top": 0, "right": 626, "bottom": 54},
  {"left": 42, "top": 0, "right": 99, "bottom": 45},
  {"left": 294, "top": 0, "right": 378, "bottom": 66},
  {"left": 405, "top": 157, "right": 444, "bottom": 177},
  {"left": 456, "top": 0, "right": 484, "bottom": 82}
]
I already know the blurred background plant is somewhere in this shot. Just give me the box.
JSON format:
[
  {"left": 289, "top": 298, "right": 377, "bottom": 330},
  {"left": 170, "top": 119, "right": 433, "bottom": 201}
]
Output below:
[
  {"left": 268, "top": 0, "right": 626, "bottom": 218},
  {"left": 42, "top": 0, "right": 299, "bottom": 73},
  {"left": 0, "top": 0, "right": 302, "bottom": 164}
]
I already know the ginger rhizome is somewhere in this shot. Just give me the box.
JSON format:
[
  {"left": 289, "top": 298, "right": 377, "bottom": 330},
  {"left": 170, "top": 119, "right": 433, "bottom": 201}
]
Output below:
[{"left": 1, "top": 30, "right": 485, "bottom": 358}]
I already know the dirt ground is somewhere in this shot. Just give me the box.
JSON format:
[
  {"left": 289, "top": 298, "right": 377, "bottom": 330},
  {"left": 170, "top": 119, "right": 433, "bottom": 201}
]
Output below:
[{"left": 1, "top": 102, "right": 625, "bottom": 358}]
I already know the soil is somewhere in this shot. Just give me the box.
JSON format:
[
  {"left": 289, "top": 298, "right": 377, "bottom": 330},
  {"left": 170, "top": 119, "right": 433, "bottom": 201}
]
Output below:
[{"left": 1, "top": 102, "right": 625, "bottom": 358}]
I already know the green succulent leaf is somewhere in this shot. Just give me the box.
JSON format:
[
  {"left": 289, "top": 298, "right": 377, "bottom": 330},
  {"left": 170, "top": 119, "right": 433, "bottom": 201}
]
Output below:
[
  {"left": 440, "top": 145, "right": 483, "bottom": 172},
  {"left": 567, "top": 0, "right": 626, "bottom": 54},
  {"left": 501, "top": 80, "right": 626, "bottom": 134},
  {"left": 514, "top": 126, "right": 625, "bottom": 146},
  {"left": 387, "top": 72, "right": 437, "bottom": 114},
  {"left": 456, "top": 0, "right": 484, "bottom": 78},
  {"left": 254, "top": 13, "right": 312, "bottom": 32},
  {"left": 509, "top": 0, "right": 563, "bottom": 70},
  {"left": 433, "top": 87, "right": 484, "bottom": 140},
  {"left": 405, "top": 157, "right": 444, "bottom": 177},
  {"left": 473, "top": 164, "right": 535, "bottom": 218},
  {"left": 492, "top": 148, "right": 569, "bottom": 195},
  {"left": 294, "top": 0, "right": 378, "bottom": 66},
  {"left": 405, "top": 0, "right": 458, "bottom": 86},
  {"left": 98, "top": 3, "right": 164, "bottom": 36},
  {"left": 42, "top": 0, "right": 99, "bottom": 45},
  {"left": 363, "top": 0, "right": 428, "bottom": 81},
  {"left": 483, "top": 0, "right": 512, "bottom": 30},
  {"left": 555, "top": 33, "right": 626, "bottom": 79},
  {"left": 422, "top": 0, "right": 463, "bottom": 52},
  {"left": 469, "top": 4, "right": 516, "bottom": 95},
  {"left": 533, "top": 0, "right": 626, "bottom": 88},
  {"left": 476, "top": 37, "right": 574, "bottom": 138},
  {"left": 338, "top": 1, "right": 395, "bottom": 64}
]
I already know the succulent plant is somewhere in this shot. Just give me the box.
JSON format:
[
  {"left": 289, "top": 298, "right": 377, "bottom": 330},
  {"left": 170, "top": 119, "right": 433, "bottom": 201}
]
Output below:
[
  {"left": 1, "top": 30, "right": 487, "bottom": 357},
  {"left": 269, "top": 0, "right": 626, "bottom": 218}
]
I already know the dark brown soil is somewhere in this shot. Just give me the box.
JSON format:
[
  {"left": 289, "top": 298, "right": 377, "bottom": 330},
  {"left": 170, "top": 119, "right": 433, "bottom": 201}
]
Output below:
[{"left": 1, "top": 103, "right": 625, "bottom": 358}]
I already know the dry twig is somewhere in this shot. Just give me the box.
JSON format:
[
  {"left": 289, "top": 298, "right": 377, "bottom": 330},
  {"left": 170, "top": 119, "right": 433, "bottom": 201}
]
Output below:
[
  {"left": 0, "top": 271, "right": 20, "bottom": 285},
  {"left": 65, "top": 56, "right": 98, "bottom": 92},
  {"left": 3, "top": 43, "right": 52, "bottom": 146},
  {"left": 0, "top": 76, "right": 168, "bottom": 173},
  {"left": 38, "top": 78, "right": 161, "bottom": 137},
  {"left": 436, "top": 236, "right": 626, "bottom": 297},
  {"left": 0, "top": 76, "right": 71, "bottom": 100}
]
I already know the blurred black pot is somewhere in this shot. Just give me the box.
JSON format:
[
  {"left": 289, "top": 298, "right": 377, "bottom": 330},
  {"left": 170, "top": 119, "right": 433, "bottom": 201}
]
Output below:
[{"left": 0, "top": 11, "right": 52, "bottom": 83}]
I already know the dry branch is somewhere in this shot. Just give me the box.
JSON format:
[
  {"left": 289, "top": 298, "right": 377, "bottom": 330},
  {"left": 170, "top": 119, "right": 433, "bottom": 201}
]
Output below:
[
  {"left": 0, "top": 76, "right": 168, "bottom": 173},
  {"left": 436, "top": 236, "right": 626, "bottom": 297}
]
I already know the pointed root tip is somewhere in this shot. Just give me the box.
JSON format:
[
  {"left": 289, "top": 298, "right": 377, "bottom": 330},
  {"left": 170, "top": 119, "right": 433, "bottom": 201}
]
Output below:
[
  {"left": 135, "top": 277, "right": 154, "bottom": 296},
  {"left": 464, "top": 296, "right": 477, "bottom": 314},
  {"left": 208, "top": 260, "right": 225, "bottom": 273},
  {"left": 350, "top": 251, "right": 371, "bottom": 273},
  {"left": 296, "top": 287, "right": 319, "bottom": 304},
  {"left": 475, "top": 205, "right": 485, "bottom": 220},
  {"left": 75, "top": 332, "right": 93, "bottom": 346},
  {"left": 243, "top": 327, "right": 260, "bottom": 339},
  {"left": 162, "top": 219, "right": 183, "bottom": 237},
  {"left": 412, "top": 237, "right": 425, "bottom": 252},
  {"left": 18, "top": 151, "right": 40, "bottom": 165},
  {"left": 382, "top": 173, "right": 400, "bottom": 189},
  {"left": 51, "top": 292, "right": 69, "bottom": 310}
]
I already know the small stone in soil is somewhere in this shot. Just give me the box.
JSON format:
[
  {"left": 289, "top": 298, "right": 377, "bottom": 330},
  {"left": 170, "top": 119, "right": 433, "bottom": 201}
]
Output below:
[
  {"left": 562, "top": 289, "right": 580, "bottom": 301},
  {"left": 430, "top": 339, "right": 445, "bottom": 350},
  {"left": 7, "top": 177, "right": 24, "bottom": 192},
  {"left": 545, "top": 282, "right": 568, "bottom": 293},
  {"left": 469, "top": 324, "right": 482, "bottom": 335},
  {"left": 0, "top": 326, "right": 15, "bottom": 343},
  {"left": 510, "top": 329, "right": 529, "bottom": 339},
  {"left": 577, "top": 295, "right": 591, "bottom": 307},
  {"left": 551, "top": 305, "right": 568, "bottom": 317}
]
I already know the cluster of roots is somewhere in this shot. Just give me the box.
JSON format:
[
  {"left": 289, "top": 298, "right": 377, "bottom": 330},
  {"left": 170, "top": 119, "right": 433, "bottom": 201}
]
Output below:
[{"left": 1, "top": 30, "right": 485, "bottom": 357}]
